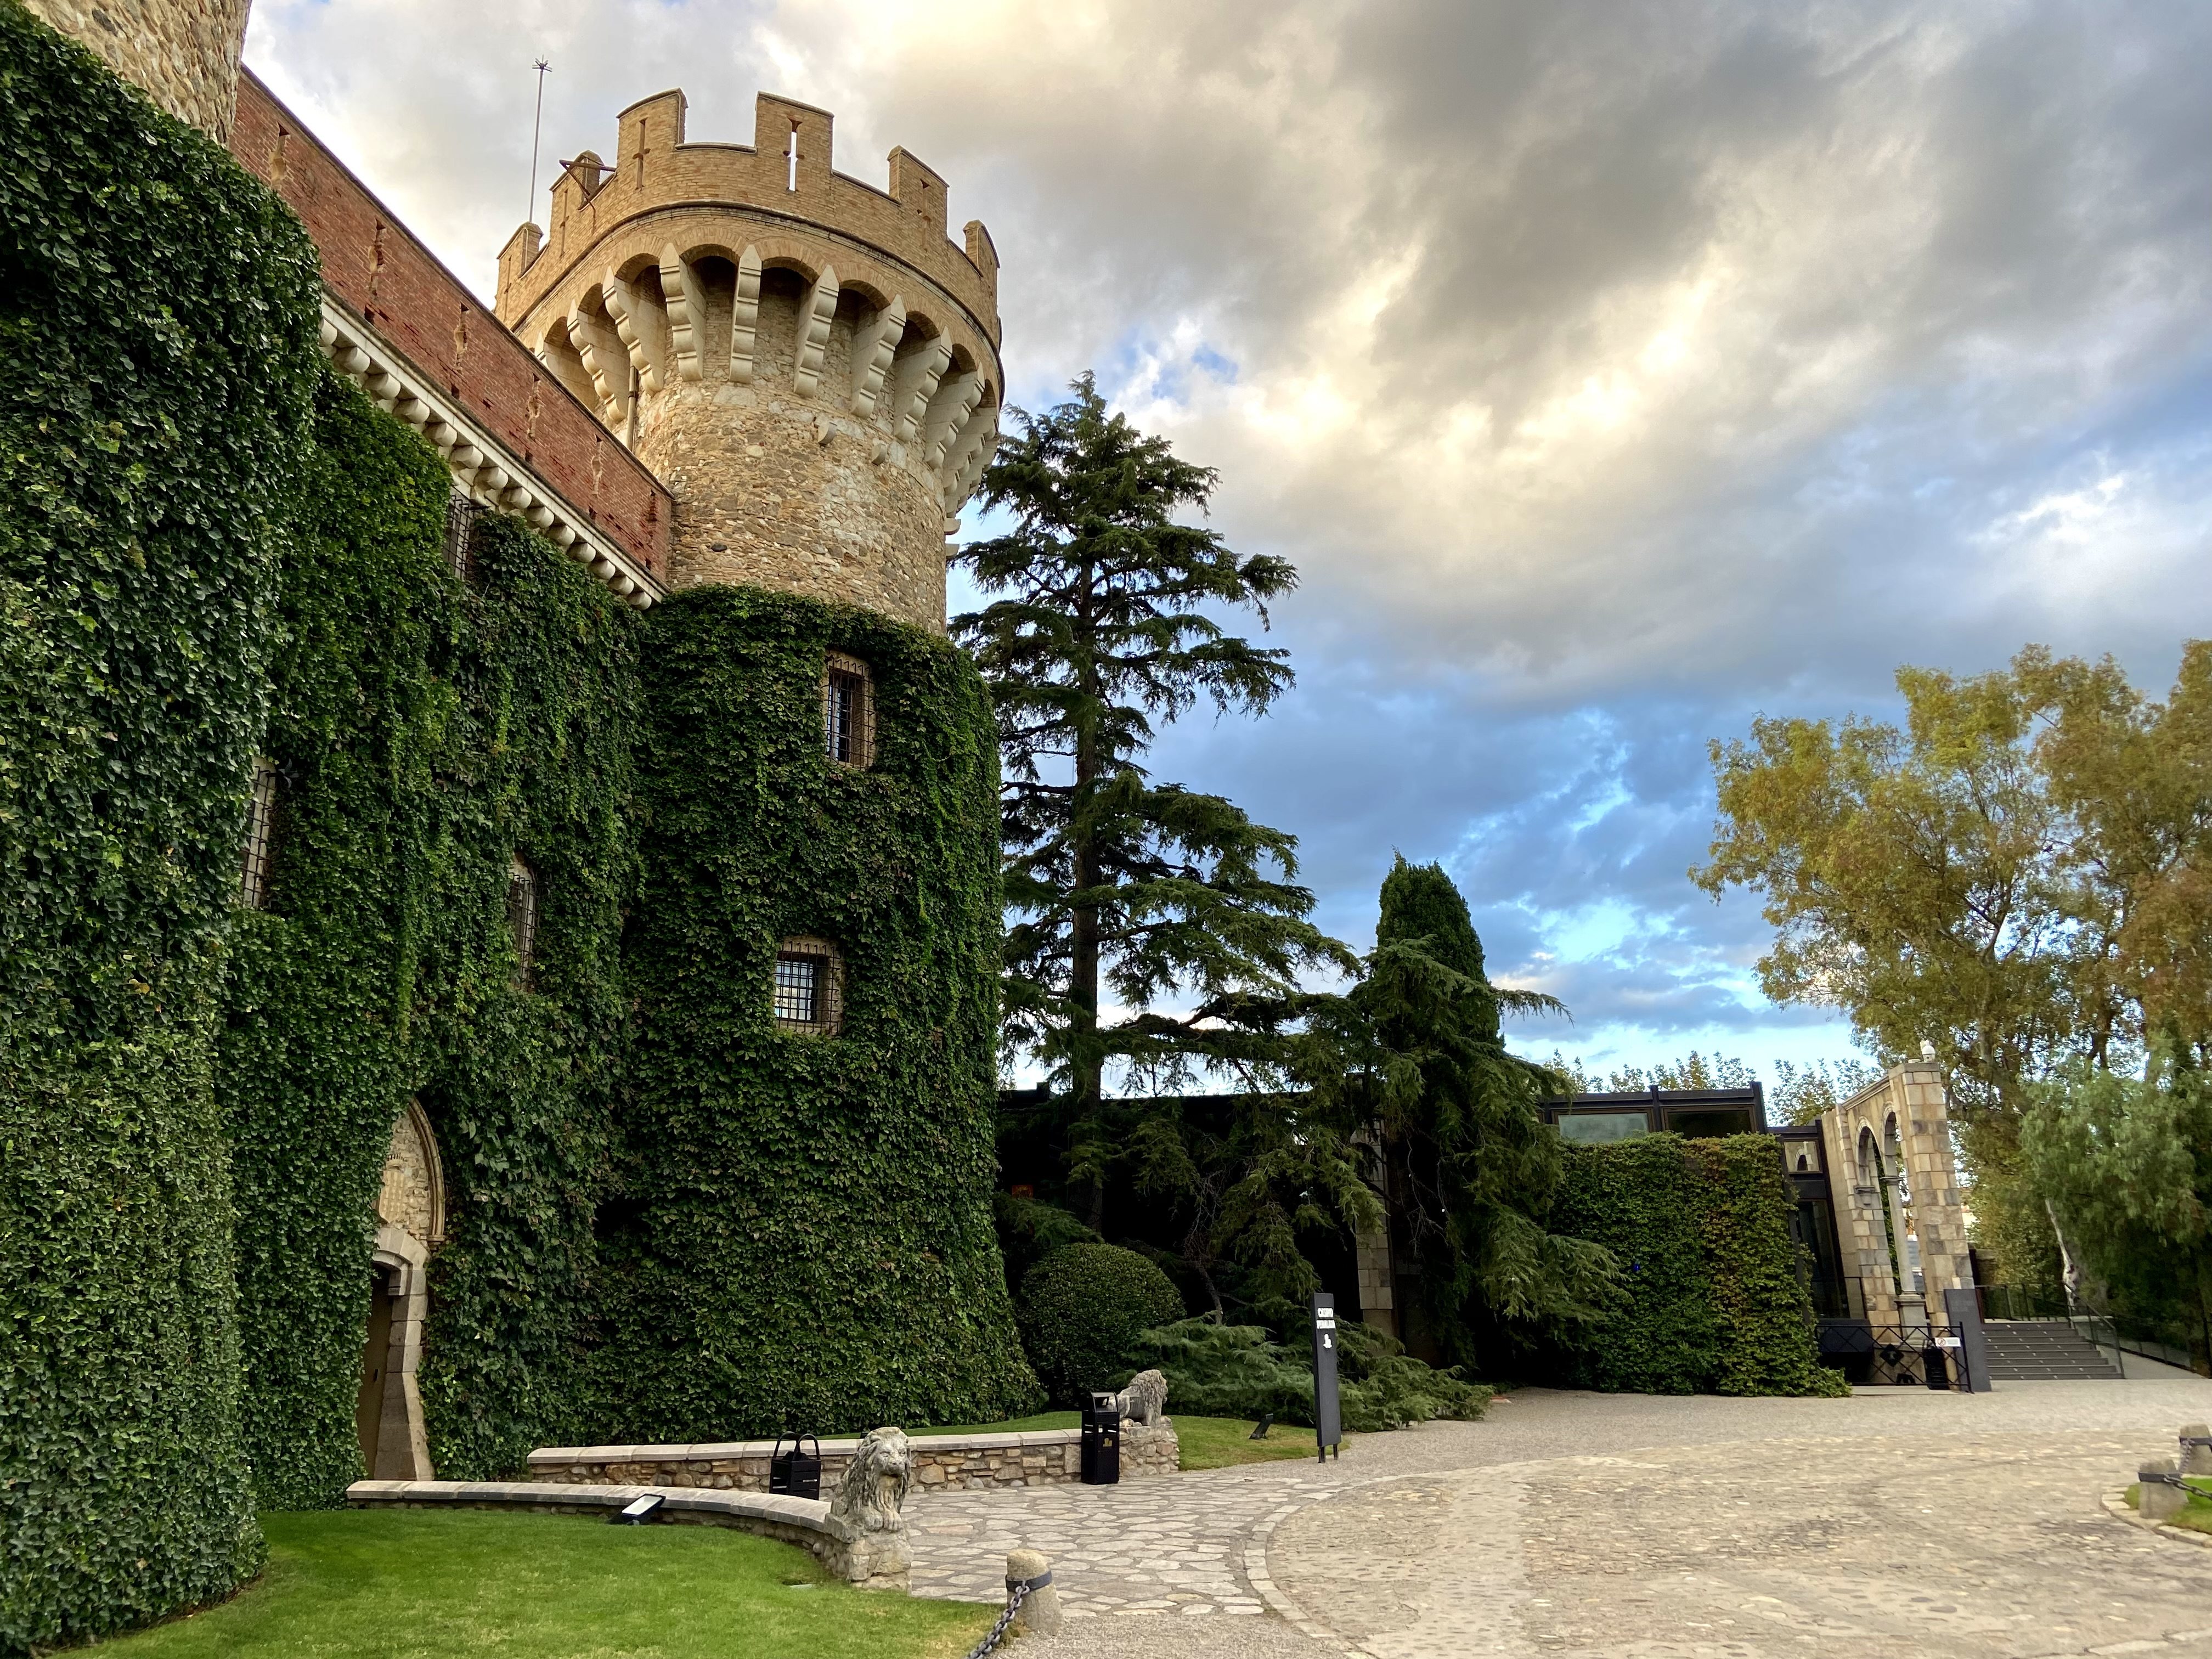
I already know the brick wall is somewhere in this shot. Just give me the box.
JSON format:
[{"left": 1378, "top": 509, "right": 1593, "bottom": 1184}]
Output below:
[{"left": 228, "top": 72, "right": 671, "bottom": 582}]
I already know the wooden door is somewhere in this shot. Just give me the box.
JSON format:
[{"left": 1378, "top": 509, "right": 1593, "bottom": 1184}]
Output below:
[{"left": 356, "top": 1267, "right": 394, "bottom": 1474}]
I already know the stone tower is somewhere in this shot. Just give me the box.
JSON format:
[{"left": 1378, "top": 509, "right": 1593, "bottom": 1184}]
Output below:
[
  {"left": 21, "top": 0, "right": 253, "bottom": 139},
  {"left": 495, "top": 90, "right": 1003, "bottom": 633}
]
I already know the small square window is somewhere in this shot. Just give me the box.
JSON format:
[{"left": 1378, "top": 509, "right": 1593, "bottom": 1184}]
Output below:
[
  {"left": 823, "top": 652, "right": 874, "bottom": 768},
  {"left": 774, "top": 954, "right": 819, "bottom": 1024},
  {"left": 238, "top": 756, "right": 280, "bottom": 910},
  {"left": 772, "top": 936, "right": 842, "bottom": 1034}
]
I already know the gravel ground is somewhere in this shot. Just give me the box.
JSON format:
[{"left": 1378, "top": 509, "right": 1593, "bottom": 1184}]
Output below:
[{"left": 921, "top": 1375, "right": 2212, "bottom": 1659}]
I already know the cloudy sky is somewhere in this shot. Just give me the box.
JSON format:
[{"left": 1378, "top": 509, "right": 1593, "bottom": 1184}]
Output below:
[{"left": 246, "top": 0, "right": 2212, "bottom": 1079}]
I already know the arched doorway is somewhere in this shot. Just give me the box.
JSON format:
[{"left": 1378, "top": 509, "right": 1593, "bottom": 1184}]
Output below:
[{"left": 358, "top": 1100, "right": 444, "bottom": 1480}]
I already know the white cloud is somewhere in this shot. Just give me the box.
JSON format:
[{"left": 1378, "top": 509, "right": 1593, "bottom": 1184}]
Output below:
[{"left": 244, "top": 0, "right": 2212, "bottom": 1073}]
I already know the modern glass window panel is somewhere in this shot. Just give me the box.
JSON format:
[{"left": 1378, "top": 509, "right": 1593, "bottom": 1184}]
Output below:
[
  {"left": 1668, "top": 1108, "right": 1757, "bottom": 1139},
  {"left": 1556, "top": 1111, "right": 1649, "bottom": 1144}
]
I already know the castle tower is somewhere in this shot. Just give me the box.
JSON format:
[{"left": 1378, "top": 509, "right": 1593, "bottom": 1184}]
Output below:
[
  {"left": 21, "top": 0, "right": 253, "bottom": 139},
  {"left": 495, "top": 90, "right": 1002, "bottom": 633}
]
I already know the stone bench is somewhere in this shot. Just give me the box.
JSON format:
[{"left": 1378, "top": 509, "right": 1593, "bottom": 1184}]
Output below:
[
  {"left": 524, "top": 1418, "right": 1180, "bottom": 1494},
  {"left": 343, "top": 1478, "right": 904, "bottom": 1584}
]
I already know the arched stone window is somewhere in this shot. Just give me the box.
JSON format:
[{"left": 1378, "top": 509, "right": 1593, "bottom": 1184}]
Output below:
[
  {"left": 1884, "top": 1113, "right": 1910, "bottom": 1205},
  {"left": 507, "top": 857, "right": 539, "bottom": 985},
  {"left": 772, "top": 935, "right": 843, "bottom": 1035},
  {"left": 1856, "top": 1125, "right": 1878, "bottom": 1192},
  {"left": 823, "top": 651, "right": 875, "bottom": 768},
  {"left": 363, "top": 1100, "right": 444, "bottom": 1481},
  {"left": 238, "top": 755, "right": 280, "bottom": 909}
]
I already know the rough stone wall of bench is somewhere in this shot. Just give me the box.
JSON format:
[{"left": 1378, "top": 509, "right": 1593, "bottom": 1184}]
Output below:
[{"left": 527, "top": 1419, "right": 1180, "bottom": 1493}]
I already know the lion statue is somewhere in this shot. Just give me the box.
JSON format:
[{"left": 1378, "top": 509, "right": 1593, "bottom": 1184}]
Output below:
[
  {"left": 1114, "top": 1368, "right": 1169, "bottom": 1426},
  {"left": 825, "top": 1426, "right": 913, "bottom": 1584}
]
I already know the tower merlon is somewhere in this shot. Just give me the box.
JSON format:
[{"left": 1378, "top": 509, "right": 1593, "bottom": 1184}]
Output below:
[{"left": 501, "top": 89, "right": 998, "bottom": 349}]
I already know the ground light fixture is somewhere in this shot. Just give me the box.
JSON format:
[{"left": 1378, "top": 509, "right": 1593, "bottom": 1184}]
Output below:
[{"left": 611, "top": 1493, "right": 666, "bottom": 1525}]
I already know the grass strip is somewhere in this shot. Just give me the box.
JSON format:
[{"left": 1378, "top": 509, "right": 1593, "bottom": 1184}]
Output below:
[{"left": 103, "top": 1510, "right": 994, "bottom": 1658}]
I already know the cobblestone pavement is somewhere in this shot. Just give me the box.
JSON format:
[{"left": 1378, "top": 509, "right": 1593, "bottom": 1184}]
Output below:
[{"left": 901, "top": 1376, "right": 2212, "bottom": 1659}]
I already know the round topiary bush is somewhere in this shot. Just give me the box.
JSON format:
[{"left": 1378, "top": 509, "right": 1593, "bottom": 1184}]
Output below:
[{"left": 1018, "top": 1244, "right": 1187, "bottom": 1406}]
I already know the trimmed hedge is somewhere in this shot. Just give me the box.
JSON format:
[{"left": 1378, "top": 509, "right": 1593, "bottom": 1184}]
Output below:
[
  {"left": 1020, "top": 1244, "right": 1186, "bottom": 1405},
  {"left": 0, "top": 7, "right": 323, "bottom": 1648},
  {"left": 596, "top": 586, "right": 1039, "bottom": 1437},
  {"left": 1548, "top": 1134, "right": 1846, "bottom": 1396},
  {"left": 220, "top": 376, "right": 641, "bottom": 1503}
]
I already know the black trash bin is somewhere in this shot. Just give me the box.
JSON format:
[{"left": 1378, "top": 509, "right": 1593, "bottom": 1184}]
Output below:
[
  {"left": 770, "top": 1432, "right": 822, "bottom": 1500},
  {"left": 1080, "top": 1391, "right": 1121, "bottom": 1486}
]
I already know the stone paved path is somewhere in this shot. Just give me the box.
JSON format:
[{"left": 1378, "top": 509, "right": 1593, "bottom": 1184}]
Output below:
[{"left": 900, "top": 1375, "right": 2212, "bottom": 1659}]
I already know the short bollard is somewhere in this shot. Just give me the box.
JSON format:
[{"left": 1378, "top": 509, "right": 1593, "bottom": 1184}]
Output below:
[
  {"left": 2180, "top": 1422, "right": 2212, "bottom": 1477},
  {"left": 2139, "top": 1457, "right": 2188, "bottom": 1523},
  {"left": 1007, "top": 1549, "right": 1063, "bottom": 1637}
]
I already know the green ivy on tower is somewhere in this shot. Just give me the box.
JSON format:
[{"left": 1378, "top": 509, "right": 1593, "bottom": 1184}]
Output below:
[{"left": 0, "top": 8, "right": 322, "bottom": 1647}]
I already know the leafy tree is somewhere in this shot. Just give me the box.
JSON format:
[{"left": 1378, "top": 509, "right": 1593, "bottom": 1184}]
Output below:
[
  {"left": 2023, "top": 1050, "right": 2212, "bottom": 1374},
  {"left": 1306, "top": 859, "right": 1615, "bottom": 1368},
  {"left": 1695, "top": 642, "right": 2212, "bottom": 1291},
  {"left": 955, "top": 375, "right": 1353, "bottom": 1225}
]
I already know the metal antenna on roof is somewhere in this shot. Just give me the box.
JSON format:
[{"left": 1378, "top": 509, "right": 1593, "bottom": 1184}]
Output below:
[{"left": 527, "top": 59, "right": 551, "bottom": 225}]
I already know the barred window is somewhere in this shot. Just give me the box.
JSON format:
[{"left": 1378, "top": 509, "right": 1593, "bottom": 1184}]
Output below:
[
  {"left": 772, "top": 936, "right": 842, "bottom": 1034},
  {"left": 444, "top": 489, "right": 481, "bottom": 583},
  {"left": 507, "top": 857, "right": 538, "bottom": 985},
  {"left": 238, "top": 756, "right": 280, "bottom": 910},
  {"left": 823, "top": 652, "right": 874, "bottom": 768}
]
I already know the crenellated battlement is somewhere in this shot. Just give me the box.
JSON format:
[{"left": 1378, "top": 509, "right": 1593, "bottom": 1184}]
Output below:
[
  {"left": 496, "top": 89, "right": 997, "bottom": 348},
  {"left": 492, "top": 87, "right": 1006, "bottom": 632}
]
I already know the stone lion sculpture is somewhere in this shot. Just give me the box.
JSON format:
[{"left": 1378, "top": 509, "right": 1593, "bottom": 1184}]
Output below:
[
  {"left": 825, "top": 1426, "right": 913, "bottom": 1584},
  {"left": 1114, "top": 1368, "right": 1169, "bottom": 1426}
]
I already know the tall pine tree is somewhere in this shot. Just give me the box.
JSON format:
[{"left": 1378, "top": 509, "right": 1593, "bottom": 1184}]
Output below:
[
  {"left": 1319, "top": 858, "right": 1616, "bottom": 1367},
  {"left": 955, "top": 375, "right": 1352, "bottom": 1224}
]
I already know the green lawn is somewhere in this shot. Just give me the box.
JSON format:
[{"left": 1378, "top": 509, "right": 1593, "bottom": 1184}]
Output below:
[
  {"left": 902, "top": 1410, "right": 1334, "bottom": 1470},
  {"left": 2125, "top": 1478, "right": 2212, "bottom": 1535},
  {"left": 104, "top": 1510, "right": 994, "bottom": 1659}
]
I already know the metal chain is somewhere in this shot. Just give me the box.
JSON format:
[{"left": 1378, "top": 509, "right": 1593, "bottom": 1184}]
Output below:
[{"left": 961, "top": 1580, "right": 1032, "bottom": 1659}]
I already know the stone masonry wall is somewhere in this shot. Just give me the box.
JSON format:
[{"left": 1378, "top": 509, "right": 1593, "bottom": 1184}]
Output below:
[
  {"left": 22, "top": 0, "right": 251, "bottom": 140},
  {"left": 527, "top": 1420, "right": 1181, "bottom": 1495}
]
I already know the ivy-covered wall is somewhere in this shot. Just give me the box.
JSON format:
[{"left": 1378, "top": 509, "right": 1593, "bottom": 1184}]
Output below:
[
  {"left": 0, "top": 7, "right": 322, "bottom": 1648},
  {"left": 1548, "top": 1134, "right": 1847, "bottom": 1396},
  {"left": 600, "top": 588, "right": 1040, "bottom": 1437},
  {"left": 219, "top": 375, "right": 641, "bottom": 1506}
]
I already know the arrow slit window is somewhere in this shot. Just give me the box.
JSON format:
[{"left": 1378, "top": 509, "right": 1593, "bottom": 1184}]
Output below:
[
  {"left": 823, "top": 652, "right": 874, "bottom": 768},
  {"left": 507, "top": 857, "right": 539, "bottom": 985},
  {"left": 239, "top": 756, "right": 280, "bottom": 910}
]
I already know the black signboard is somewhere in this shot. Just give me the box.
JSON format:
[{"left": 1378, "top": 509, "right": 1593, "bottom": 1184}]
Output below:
[{"left": 1311, "top": 1290, "right": 1342, "bottom": 1461}]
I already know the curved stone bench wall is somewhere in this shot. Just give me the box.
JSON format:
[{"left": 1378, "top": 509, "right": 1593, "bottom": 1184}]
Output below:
[
  {"left": 345, "top": 1479, "right": 897, "bottom": 1584},
  {"left": 526, "top": 1419, "right": 1181, "bottom": 1493}
]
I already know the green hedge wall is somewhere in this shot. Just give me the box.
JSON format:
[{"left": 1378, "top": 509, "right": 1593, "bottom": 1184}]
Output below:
[
  {"left": 1548, "top": 1134, "right": 1846, "bottom": 1396},
  {"left": 598, "top": 587, "right": 1040, "bottom": 1436},
  {"left": 221, "top": 375, "right": 640, "bottom": 1504},
  {"left": 0, "top": 8, "right": 322, "bottom": 1649}
]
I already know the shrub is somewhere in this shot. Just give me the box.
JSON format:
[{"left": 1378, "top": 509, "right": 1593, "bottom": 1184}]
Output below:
[
  {"left": 992, "top": 1193, "right": 1099, "bottom": 1296},
  {"left": 1116, "top": 1317, "right": 1491, "bottom": 1430},
  {"left": 1019, "top": 1244, "right": 1186, "bottom": 1404}
]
